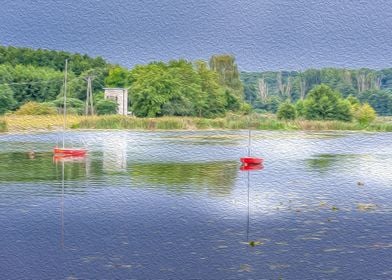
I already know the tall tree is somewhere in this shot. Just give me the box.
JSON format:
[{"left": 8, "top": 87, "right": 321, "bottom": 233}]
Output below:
[{"left": 209, "top": 54, "right": 244, "bottom": 98}]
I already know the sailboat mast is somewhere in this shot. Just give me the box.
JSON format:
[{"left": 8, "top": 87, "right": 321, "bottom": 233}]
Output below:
[
  {"left": 248, "top": 129, "right": 251, "bottom": 157},
  {"left": 62, "top": 59, "right": 68, "bottom": 148}
]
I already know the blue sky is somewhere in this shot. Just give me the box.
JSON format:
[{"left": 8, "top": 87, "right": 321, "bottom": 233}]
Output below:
[{"left": 1, "top": 0, "right": 392, "bottom": 71}]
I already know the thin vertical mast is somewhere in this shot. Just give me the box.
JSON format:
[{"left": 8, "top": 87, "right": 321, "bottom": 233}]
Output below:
[
  {"left": 248, "top": 129, "right": 251, "bottom": 157},
  {"left": 62, "top": 59, "right": 68, "bottom": 148}
]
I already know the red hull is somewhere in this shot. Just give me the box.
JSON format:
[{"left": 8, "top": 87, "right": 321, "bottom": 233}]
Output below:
[
  {"left": 53, "top": 148, "right": 87, "bottom": 157},
  {"left": 240, "top": 157, "right": 263, "bottom": 165},
  {"left": 240, "top": 164, "right": 264, "bottom": 171}
]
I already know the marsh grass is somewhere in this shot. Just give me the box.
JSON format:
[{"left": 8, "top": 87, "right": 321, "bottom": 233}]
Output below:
[
  {"left": 3, "top": 114, "right": 392, "bottom": 132},
  {"left": 0, "top": 118, "right": 7, "bottom": 132},
  {"left": 5, "top": 115, "right": 82, "bottom": 131}
]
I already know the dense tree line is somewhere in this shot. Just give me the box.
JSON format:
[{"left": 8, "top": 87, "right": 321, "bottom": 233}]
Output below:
[
  {"left": 0, "top": 46, "right": 112, "bottom": 114},
  {"left": 105, "top": 58, "right": 246, "bottom": 117},
  {"left": 0, "top": 46, "right": 107, "bottom": 75},
  {"left": 242, "top": 68, "right": 392, "bottom": 115},
  {"left": 1, "top": 45, "right": 391, "bottom": 118}
]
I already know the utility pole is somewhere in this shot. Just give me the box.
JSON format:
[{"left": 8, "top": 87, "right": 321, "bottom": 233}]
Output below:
[{"left": 85, "top": 76, "right": 95, "bottom": 116}]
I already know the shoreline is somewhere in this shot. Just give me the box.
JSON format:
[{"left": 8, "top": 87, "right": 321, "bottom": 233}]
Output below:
[{"left": 1, "top": 114, "right": 392, "bottom": 134}]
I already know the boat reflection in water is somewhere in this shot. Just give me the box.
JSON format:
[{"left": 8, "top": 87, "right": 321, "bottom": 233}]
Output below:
[
  {"left": 240, "top": 161, "right": 264, "bottom": 243},
  {"left": 53, "top": 154, "right": 88, "bottom": 250}
]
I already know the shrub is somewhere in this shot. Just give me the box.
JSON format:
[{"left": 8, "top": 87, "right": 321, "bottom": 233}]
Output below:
[
  {"left": 15, "top": 101, "right": 57, "bottom": 115},
  {"left": 277, "top": 102, "right": 297, "bottom": 120},
  {"left": 53, "top": 97, "right": 85, "bottom": 115},
  {"left": 354, "top": 103, "right": 377, "bottom": 125},
  {"left": 303, "top": 84, "right": 353, "bottom": 121},
  {"left": 0, "top": 85, "right": 16, "bottom": 115},
  {"left": 295, "top": 100, "right": 306, "bottom": 117},
  {"left": 96, "top": 99, "right": 118, "bottom": 115},
  {"left": 0, "top": 119, "right": 7, "bottom": 132}
]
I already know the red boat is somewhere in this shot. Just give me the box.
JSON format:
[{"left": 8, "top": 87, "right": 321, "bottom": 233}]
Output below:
[
  {"left": 52, "top": 59, "right": 87, "bottom": 159},
  {"left": 53, "top": 148, "right": 87, "bottom": 157},
  {"left": 240, "top": 157, "right": 263, "bottom": 165}
]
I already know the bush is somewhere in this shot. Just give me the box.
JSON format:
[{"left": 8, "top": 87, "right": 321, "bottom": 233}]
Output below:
[
  {"left": 277, "top": 102, "right": 297, "bottom": 120},
  {"left": 15, "top": 101, "right": 57, "bottom": 115},
  {"left": 0, "top": 119, "right": 7, "bottom": 132},
  {"left": 239, "top": 102, "right": 252, "bottom": 115},
  {"left": 0, "top": 85, "right": 16, "bottom": 115},
  {"left": 53, "top": 97, "right": 85, "bottom": 115},
  {"left": 303, "top": 84, "right": 352, "bottom": 121},
  {"left": 354, "top": 103, "right": 377, "bottom": 125},
  {"left": 96, "top": 99, "right": 118, "bottom": 115},
  {"left": 295, "top": 100, "right": 306, "bottom": 117}
]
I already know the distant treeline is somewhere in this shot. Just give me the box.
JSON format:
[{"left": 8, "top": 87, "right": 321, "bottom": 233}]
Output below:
[
  {"left": 0, "top": 45, "right": 247, "bottom": 117},
  {"left": 1, "top": 45, "right": 392, "bottom": 117},
  {"left": 241, "top": 68, "right": 392, "bottom": 115}
]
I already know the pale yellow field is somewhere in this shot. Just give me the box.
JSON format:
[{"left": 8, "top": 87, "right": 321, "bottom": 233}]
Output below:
[{"left": 4, "top": 115, "right": 86, "bottom": 131}]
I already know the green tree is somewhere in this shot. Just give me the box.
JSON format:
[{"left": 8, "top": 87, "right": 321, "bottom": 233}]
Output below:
[
  {"left": 277, "top": 102, "right": 297, "bottom": 120},
  {"left": 53, "top": 97, "right": 85, "bottom": 115},
  {"left": 209, "top": 54, "right": 244, "bottom": 98},
  {"left": 303, "top": 84, "right": 352, "bottom": 121},
  {"left": 96, "top": 99, "right": 117, "bottom": 115},
  {"left": 0, "top": 84, "right": 16, "bottom": 114},
  {"left": 129, "top": 63, "right": 177, "bottom": 117},
  {"left": 353, "top": 103, "right": 377, "bottom": 125},
  {"left": 295, "top": 100, "right": 306, "bottom": 117},
  {"left": 104, "top": 66, "right": 130, "bottom": 88}
]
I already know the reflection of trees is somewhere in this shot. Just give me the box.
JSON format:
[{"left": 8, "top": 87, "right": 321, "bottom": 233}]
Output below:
[
  {"left": 130, "top": 161, "right": 238, "bottom": 196},
  {"left": 306, "top": 154, "right": 357, "bottom": 172},
  {"left": 0, "top": 152, "right": 89, "bottom": 182}
]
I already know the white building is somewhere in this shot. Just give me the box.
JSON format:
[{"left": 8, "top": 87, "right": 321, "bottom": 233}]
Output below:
[{"left": 103, "top": 88, "right": 128, "bottom": 115}]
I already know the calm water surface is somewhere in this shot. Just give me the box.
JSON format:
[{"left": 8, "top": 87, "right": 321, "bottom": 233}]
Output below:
[{"left": 0, "top": 130, "right": 391, "bottom": 280}]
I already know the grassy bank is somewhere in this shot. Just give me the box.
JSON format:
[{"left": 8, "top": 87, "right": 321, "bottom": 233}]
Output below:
[
  {"left": 3, "top": 115, "right": 82, "bottom": 132},
  {"left": 2, "top": 114, "right": 392, "bottom": 132},
  {"left": 75, "top": 115, "right": 392, "bottom": 132},
  {"left": 0, "top": 118, "right": 7, "bottom": 132}
]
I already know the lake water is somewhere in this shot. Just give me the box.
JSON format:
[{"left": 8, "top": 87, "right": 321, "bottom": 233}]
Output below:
[{"left": 0, "top": 130, "right": 391, "bottom": 280}]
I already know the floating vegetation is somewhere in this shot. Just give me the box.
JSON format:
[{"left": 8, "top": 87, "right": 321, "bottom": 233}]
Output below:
[
  {"left": 248, "top": 240, "right": 263, "bottom": 247},
  {"left": 357, "top": 203, "right": 377, "bottom": 211},
  {"left": 331, "top": 206, "right": 339, "bottom": 211},
  {"left": 238, "top": 264, "right": 252, "bottom": 272}
]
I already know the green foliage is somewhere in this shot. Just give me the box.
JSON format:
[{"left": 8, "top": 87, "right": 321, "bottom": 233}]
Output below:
[
  {"left": 104, "top": 66, "right": 130, "bottom": 88},
  {"left": 254, "top": 96, "right": 282, "bottom": 113},
  {"left": 241, "top": 67, "right": 392, "bottom": 116},
  {"left": 53, "top": 97, "right": 85, "bottom": 115},
  {"left": 0, "top": 45, "right": 108, "bottom": 75},
  {"left": 353, "top": 103, "right": 377, "bottom": 125},
  {"left": 0, "top": 84, "right": 16, "bottom": 115},
  {"left": 15, "top": 101, "right": 57, "bottom": 115},
  {"left": 0, "top": 119, "right": 6, "bottom": 132},
  {"left": 358, "top": 89, "right": 392, "bottom": 116},
  {"left": 347, "top": 95, "right": 360, "bottom": 106},
  {"left": 129, "top": 60, "right": 231, "bottom": 118},
  {"left": 295, "top": 100, "right": 306, "bottom": 117},
  {"left": 303, "top": 84, "right": 352, "bottom": 121},
  {"left": 96, "top": 99, "right": 118, "bottom": 115},
  {"left": 209, "top": 54, "right": 244, "bottom": 98},
  {"left": 277, "top": 102, "right": 297, "bottom": 120},
  {"left": 0, "top": 64, "right": 65, "bottom": 106}
]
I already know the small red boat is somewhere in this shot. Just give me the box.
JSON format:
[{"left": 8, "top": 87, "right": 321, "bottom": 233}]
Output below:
[
  {"left": 53, "top": 148, "right": 87, "bottom": 157},
  {"left": 240, "top": 157, "right": 263, "bottom": 165}
]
